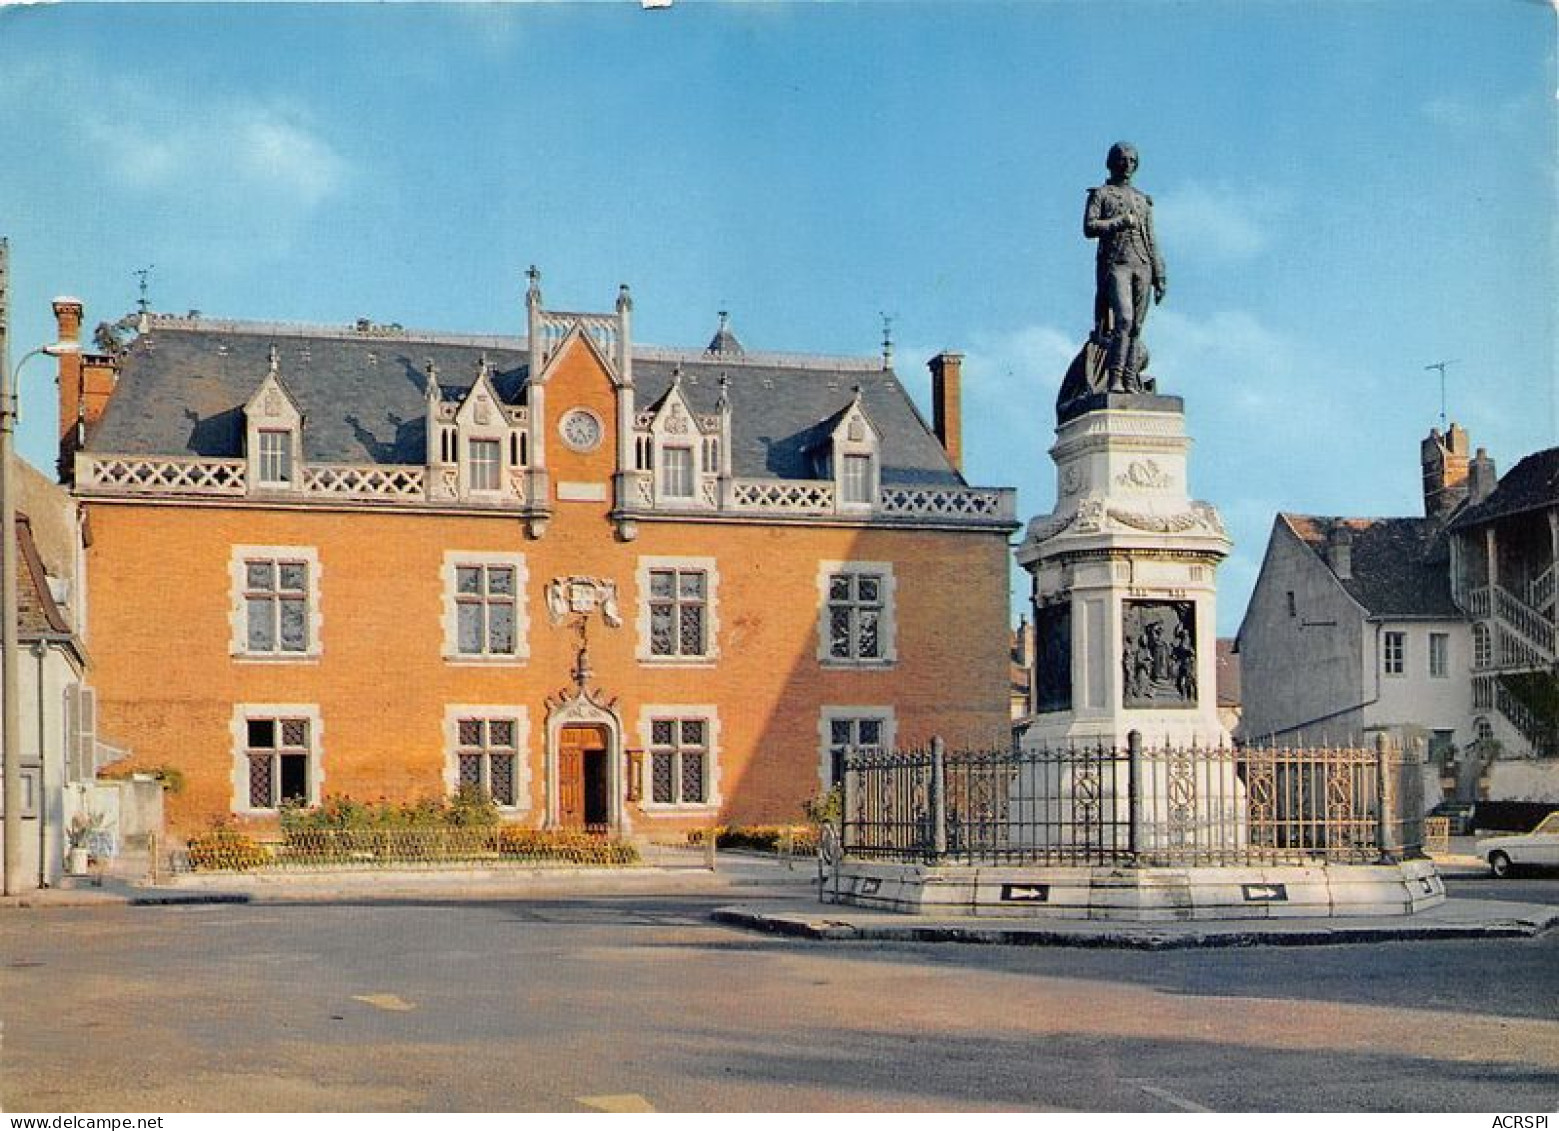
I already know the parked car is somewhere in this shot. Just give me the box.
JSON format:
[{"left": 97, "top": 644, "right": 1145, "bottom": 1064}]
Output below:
[
  {"left": 1428, "top": 801, "right": 1475, "bottom": 835},
  {"left": 1476, "top": 811, "right": 1559, "bottom": 877}
]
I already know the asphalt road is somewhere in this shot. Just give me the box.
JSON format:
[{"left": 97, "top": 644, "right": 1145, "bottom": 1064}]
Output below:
[{"left": 1, "top": 879, "right": 1556, "bottom": 1113}]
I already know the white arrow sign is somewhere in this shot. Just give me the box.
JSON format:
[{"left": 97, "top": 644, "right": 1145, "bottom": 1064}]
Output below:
[
  {"left": 1001, "top": 884, "right": 1049, "bottom": 902},
  {"left": 1242, "top": 884, "right": 1288, "bottom": 902}
]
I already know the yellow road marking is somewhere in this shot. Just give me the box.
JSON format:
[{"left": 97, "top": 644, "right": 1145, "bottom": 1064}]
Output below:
[
  {"left": 352, "top": 993, "right": 416, "bottom": 1012},
  {"left": 578, "top": 1094, "right": 657, "bottom": 1112}
]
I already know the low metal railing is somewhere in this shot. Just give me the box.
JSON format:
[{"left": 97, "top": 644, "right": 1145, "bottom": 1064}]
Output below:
[
  {"left": 841, "top": 733, "right": 1424, "bottom": 868},
  {"left": 182, "top": 825, "right": 638, "bottom": 871}
]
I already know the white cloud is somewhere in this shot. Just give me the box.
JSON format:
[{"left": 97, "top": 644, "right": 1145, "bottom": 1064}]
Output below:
[
  {"left": 1155, "top": 182, "right": 1285, "bottom": 263},
  {"left": 962, "top": 323, "right": 1079, "bottom": 396},
  {"left": 1149, "top": 307, "right": 1307, "bottom": 413},
  {"left": 82, "top": 91, "right": 350, "bottom": 213}
]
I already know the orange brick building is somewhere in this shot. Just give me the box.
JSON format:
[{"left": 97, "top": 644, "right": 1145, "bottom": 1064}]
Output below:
[{"left": 53, "top": 275, "right": 1016, "bottom": 838}]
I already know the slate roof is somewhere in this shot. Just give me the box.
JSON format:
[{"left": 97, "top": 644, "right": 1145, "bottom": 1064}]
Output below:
[
  {"left": 90, "top": 319, "right": 965, "bottom": 487},
  {"left": 1448, "top": 447, "right": 1559, "bottom": 532},
  {"left": 13, "top": 516, "right": 71, "bottom": 638},
  {"left": 1282, "top": 513, "right": 1460, "bottom": 618},
  {"left": 705, "top": 317, "right": 745, "bottom": 357},
  {"left": 1215, "top": 638, "right": 1241, "bottom": 708}
]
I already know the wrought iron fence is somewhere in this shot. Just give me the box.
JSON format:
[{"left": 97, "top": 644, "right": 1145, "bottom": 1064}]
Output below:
[{"left": 841, "top": 733, "right": 1425, "bottom": 868}]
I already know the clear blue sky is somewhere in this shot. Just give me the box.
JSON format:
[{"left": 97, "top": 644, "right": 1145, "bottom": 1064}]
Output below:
[{"left": 2, "top": 1, "right": 1554, "bottom": 635}]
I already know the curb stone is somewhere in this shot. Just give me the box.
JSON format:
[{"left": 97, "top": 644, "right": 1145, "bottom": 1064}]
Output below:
[{"left": 709, "top": 904, "right": 1559, "bottom": 949}]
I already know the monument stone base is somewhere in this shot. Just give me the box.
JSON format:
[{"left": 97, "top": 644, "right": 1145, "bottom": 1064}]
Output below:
[{"left": 824, "top": 858, "right": 1446, "bottom": 921}]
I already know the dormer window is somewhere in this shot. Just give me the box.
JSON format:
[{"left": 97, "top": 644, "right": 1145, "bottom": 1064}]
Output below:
[
  {"left": 636, "top": 367, "right": 725, "bottom": 511},
  {"left": 824, "top": 389, "right": 881, "bottom": 512},
  {"left": 841, "top": 453, "right": 874, "bottom": 505},
  {"left": 469, "top": 439, "right": 502, "bottom": 493},
  {"left": 661, "top": 446, "right": 695, "bottom": 498},
  {"left": 243, "top": 348, "right": 304, "bottom": 495},
  {"left": 258, "top": 430, "right": 293, "bottom": 486}
]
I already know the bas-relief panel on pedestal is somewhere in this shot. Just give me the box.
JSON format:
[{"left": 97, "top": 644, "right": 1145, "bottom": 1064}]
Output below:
[
  {"left": 1035, "top": 602, "right": 1072, "bottom": 715},
  {"left": 1121, "top": 599, "right": 1197, "bottom": 709}
]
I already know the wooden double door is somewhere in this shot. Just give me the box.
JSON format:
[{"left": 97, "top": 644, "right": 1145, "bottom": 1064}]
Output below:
[{"left": 557, "top": 724, "right": 611, "bottom": 829}]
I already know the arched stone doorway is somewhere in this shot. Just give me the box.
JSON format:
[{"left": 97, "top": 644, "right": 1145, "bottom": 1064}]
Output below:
[{"left": 544, "top": 688, "right": 626, "bottom": 834}]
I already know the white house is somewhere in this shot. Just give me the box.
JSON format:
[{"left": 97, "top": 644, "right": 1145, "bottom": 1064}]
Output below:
[
  {"left": 1237, "top": 428, "right": 1481, "bottom": 807},
  {"left": 1239, "top": 425, "right": 1559, "bottom": 808}
]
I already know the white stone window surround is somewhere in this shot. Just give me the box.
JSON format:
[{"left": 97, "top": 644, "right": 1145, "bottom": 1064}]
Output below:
[
  {"left": 244, "top": 369, "right": 304, "bottom": 496},
  {"left": 1428, "top": 631, "right": 1451, "bottom": 679},
  {"left": 442, "top": 704, "right": 533, "bottom": 813},
  {"left": 1382, "top": 629, "right": 1407, "bottom": 677},
  {"left": 659, "top": 445, "right": 696, "bottom": 500},
  {"left": 230, "top": 702, "right": 325, "bottom": 815},
  {"left": 816, "top": 560, "right": 898, "bottom": 667},
  {"left": 465, "top": 435, "right": 504, "bottom": 495},
  {"left": 829, "top": 406, "right": 880, "bottom": 513},
  {"left": 840, "top": 452, "right": 875, "bottom": 506},
  {"left": 229, "top": 545, "right": 323, "bottom": 662},
  {"left": 441, "top": 551, "right": 530, "bottom": 664},
  {"left": 257, "top": 429, "right": 294, "bottom": 486},
  {"left": 817, "top": 705, "right": 897, "bottom": 790},
  {"left": 636, "top": 704, "right": 722, "bottom": 815},
  {"left": 635, "top": 555, "right": 720, "bottom": 665}
]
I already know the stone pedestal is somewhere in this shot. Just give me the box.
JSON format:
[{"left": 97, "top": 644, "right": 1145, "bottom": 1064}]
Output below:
[
  {"left": 1016, "top": 393, "right": 1231, "bottom": 749},
  {"left": 823, "top": 858, "right": 1447, "bottom": 920}
]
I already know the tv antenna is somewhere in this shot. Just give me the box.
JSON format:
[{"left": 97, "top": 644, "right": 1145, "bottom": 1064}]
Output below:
[
  {"left": 1424, "top": 359, "right": 1459, "bottom": 428},
  {"left": 134, "top": 266, "right": 154, "bottom": 319}
]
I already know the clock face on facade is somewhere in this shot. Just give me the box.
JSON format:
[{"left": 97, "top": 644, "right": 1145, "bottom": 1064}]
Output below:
[{"left": 559, "top": 408, "right": 604, "bottom": 452}]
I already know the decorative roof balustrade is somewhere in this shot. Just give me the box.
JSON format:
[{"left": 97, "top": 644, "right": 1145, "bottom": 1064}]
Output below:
[
  {"left": 729, "top": 478, "right": 836, "bottom": 515},
  {"left": 77, "top": 454, "right": 249, "bottom": 496},
  {"left": 537, "top": 310, "right": 619, "bottom": 363},
  {"left": 303, "top": 465, "right": 426, "bottom": 500},
  {"left": 878, "top": 484, "right": 1016, "bottom": 522},
  {"left": 76, "top": 451, "right": 1013, "bottom": 528}
]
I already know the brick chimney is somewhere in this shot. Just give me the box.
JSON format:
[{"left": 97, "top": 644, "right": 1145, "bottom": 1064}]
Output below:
[
  {"left": 927, "top": 351, "right": 963, "bottom": 472},
  {"left": 1467, "top": 447, "right": 1499, "bottom": 506},
  {"left": 53, "top": 297, "right": 85, "bottom": 469},
  {"left": 1326, "top": 525, "right": 1353, "bottom": 581},
  {"left": 1421, "top": 423, "right": 1471, "bottom": 519},
  {"left": 53, "top": 297, "right": 119, "bottom": 484}
]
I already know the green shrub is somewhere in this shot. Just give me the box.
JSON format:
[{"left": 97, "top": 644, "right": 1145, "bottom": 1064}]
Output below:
[
  {"left": 279, "top": 789, "right": 502, "bottom": 834},
  {"left": 446, "top": 785, "right": 501, "bottom": 828},
  {"left": 803, "top": 786, "right": 842, "bottom": 827},
  {"left": 693, "top": 824, "right": 818, "bottom": 855}
]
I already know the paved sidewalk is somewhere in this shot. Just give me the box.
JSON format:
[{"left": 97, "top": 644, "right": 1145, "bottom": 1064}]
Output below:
[
  {"left": 0, "top": 844, "right": 810, "bottom": 910},
  {"left": 7, "top": 844, "right": 1553, "bottom": 952}
]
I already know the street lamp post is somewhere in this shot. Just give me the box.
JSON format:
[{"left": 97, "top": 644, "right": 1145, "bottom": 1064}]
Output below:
[{"left": 3, "top": 339, "right": 77, "bottom": 895}]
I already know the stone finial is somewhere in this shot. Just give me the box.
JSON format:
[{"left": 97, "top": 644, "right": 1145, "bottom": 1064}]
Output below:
[
  {"left": 616, "top": 283, "right": 633, "bottom": 314},
  {"left": 526, "top": 265, "right": 542, "bottom": 308}
]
